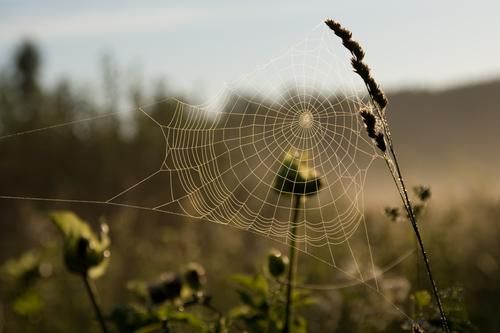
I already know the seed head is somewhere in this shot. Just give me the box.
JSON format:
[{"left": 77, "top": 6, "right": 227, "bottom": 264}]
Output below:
[
  {"left": 374, "top": 132, "right": 386, "bottom": 152},
  {"left": 343, "top": 39, "right": 365, "bottom": 60},
  {"left": 324, "top": 19, "right": 352, "bottom": 41},
  {"left": 359, "top": 107, "right": 386, "bottom": 152},
  {"left": 359, "top": 107, "right": 377, "bottom": 138},
  {"left": 326, "top": 18, "right": 388, "bottom": 111}
]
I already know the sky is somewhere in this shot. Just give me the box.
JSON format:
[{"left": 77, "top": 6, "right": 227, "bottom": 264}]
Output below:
[{"left": 1, "top": 0, "right": 500, "bottom": 99}]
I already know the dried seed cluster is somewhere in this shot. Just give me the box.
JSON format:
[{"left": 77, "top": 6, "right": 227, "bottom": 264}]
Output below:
[
  {"left": 326, "top": 18, "right": 450, "bottom": 333},
  {"left": 359, "top": 107, "right": 386, "bottom": 152},
  {"left": 325, "top": 19, "right": 388, "bottom": 152},
  {"left": 324, "top": 19, "right": 388, "bottom": 109}
]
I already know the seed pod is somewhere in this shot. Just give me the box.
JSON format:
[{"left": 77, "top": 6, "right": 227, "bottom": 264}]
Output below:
[
  {"left": 184, "top": 262, "right": 206, "bottom": 291},
  {"left": 267, "top": 249, "right": 289, "bottom": 278},
  {"left": 147, "top": 272, "right": 182, "bottom": 304}
]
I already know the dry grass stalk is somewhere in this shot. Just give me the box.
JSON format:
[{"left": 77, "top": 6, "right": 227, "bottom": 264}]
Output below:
[{"left": 325, "top": 18, "right": 450, "bottom": 333}]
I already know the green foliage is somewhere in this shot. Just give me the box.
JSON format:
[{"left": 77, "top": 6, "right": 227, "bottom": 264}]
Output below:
[
  {"left": 1, "top": 250, "right": 52, "bottom": 319},
  {"left": 110, "top": 262, "right": 223, "bottom": 333},
  {"left": 49, "top": 211, "right": 110, "bottom": 278},
  {"left": 111, "top": 303, "right": 159, "bottom": 332},
  {"left": 405, "top": 288, "right": 478, "bottom": 333},
  {"left": 229, "top": 268, "right": 314, "bottom": 333},
  {"left": 0, "top": 40, "right": 490, "bottom": 333},
  {"left": 412, "top": 290, "right": 431, "bottom": 316},
  {"left": 3, "top": 250, "right": 46, "bottom": 284},
  {"left": 110, "top": 303, "right": 209, "bottom": 333},
  {"left": 11, "top": 289, "right": 44, "bottom": 316}
]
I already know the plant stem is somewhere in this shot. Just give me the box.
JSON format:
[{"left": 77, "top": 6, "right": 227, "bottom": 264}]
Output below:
[
  {"left": 389, "top": 154, "right": 449, "bottom": 333},
  {"left": 283, "top": 194, "right": 301, "bottom": 333},
  {"left": 365, "top": 77, "right": 449, "bottom": 333},
  {"left": 81, "top": 274, "right": 109, "bottom": 333}
]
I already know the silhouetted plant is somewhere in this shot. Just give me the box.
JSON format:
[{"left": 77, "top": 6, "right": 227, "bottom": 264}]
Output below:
[
  {"left": 326, "top": 18, "right": 449, "bottom": 332},
  {"left": 273, "top": 151, "right": 322, "bottom": 333}
]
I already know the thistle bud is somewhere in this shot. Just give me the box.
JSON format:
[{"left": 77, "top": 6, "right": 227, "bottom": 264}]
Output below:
[
  {"left": 147, "top": 272, "right": 182, "bottom": 304},
  {"left": 50, "top": 211, "right": 110, "bottom": 278},
  {"left": 184, "top": 262, "right": 206, "bottom": 291},
  {"left": 273, "top": 151, "right": 322, "bottom": 196},
  {"left": 267, "top": 249, "right": 289, "bottom": 278}
]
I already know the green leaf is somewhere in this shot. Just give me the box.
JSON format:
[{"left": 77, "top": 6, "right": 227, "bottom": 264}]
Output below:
[
  {"left": 126, "top": 280, "right": 149, "bottom": 301},
  {"left": 292, "top": 316, "right": 307, "bottom": 333},
  {"left": 111, "top": 303, "right": 158, "bottom": 333},
  {"left": 231, "top": 275, "right": 268, "bottom": 295},
  {"left": 3, "top": 251, "right": 42, "bottom": 283},
  {"left": 236, "top": 289, "right": 256, "bottom": 307},
  {"left": 413, "top": 290, "right": 431, "bottom": 309},
  {"left": 228, "top": 305, "right": 252, "bottom": 319},
  {"left": 12, "top": 289, "right": 44, "bottom": 316},
  {"left": 231, "top": 274, "right": 255, "bottom": 289},
  {"left": 167, "top": 312, "right": 208, "bottom": 333}
]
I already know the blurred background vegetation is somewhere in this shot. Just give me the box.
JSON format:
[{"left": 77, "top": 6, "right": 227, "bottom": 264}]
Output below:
[{"left": 0, "top": 26, "right": 499, "bottom": 332}]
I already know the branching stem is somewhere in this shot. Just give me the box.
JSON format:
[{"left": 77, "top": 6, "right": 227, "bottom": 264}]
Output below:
[{"left": 386, "top": 146, "right": 449, "bottom": 333}]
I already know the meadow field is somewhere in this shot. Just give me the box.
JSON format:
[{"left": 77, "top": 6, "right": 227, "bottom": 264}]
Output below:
[{"left": 1, "top": 28, "right": 499, "bottom": 333}]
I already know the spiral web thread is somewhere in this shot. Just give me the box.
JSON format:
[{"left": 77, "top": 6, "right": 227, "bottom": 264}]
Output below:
[{"left": 0, "top": 24, "right": 415, "bottom": 321}]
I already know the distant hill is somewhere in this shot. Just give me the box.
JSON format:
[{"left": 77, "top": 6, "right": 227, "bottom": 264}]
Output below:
[{"left": 364, "top": 79, "right": 500, "bottom": 206}]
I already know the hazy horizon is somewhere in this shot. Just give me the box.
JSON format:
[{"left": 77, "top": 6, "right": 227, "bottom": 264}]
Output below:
[{"left": 2, "top": 1, "right": 500, "bottom": 99}]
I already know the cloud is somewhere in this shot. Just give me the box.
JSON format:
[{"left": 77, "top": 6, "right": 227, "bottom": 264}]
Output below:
[{"left": 0, "top": 4, "right": 219, "bottom": 43}]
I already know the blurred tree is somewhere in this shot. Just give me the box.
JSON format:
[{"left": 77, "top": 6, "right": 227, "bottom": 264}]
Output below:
[{"left": 15, "top": 40, "right": 40, "bottom": 97}]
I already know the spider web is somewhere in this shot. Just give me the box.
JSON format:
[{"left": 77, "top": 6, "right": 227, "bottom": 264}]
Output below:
[
  {"left": 104, "top": 24, "right": 379, "bottom": 277},
  {"left": 0, "top": 24, "right": 415, "bottom": 321}
]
